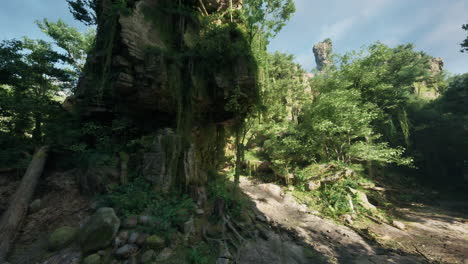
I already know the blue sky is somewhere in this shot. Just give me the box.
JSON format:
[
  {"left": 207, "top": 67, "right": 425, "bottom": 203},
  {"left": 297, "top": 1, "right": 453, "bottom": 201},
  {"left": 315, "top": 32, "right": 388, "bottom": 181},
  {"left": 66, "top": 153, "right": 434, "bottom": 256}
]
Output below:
[
  {"left": 269, "top": 0, "right": 468, "bottom": 74},
  {"left": 0, "top": 0, "right": 85, "bottom": 41},
  {"left": 0, "top": 0, "right": 466, "bottom": 74}
]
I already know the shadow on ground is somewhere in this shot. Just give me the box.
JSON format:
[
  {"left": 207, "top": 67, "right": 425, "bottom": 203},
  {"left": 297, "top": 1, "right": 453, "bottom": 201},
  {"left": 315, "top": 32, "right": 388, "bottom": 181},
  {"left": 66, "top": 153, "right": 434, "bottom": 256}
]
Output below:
[{"left": 237, "top": 176, "right": 443, "bottom": 264}]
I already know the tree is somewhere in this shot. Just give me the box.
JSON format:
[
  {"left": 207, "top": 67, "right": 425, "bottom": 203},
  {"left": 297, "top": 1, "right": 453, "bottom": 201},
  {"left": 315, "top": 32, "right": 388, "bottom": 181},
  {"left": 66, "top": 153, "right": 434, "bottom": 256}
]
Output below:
[
  {"left": 263, "top": 52, "right": 308, "bottom": 122},
  {"left": 299, "top": 81, "right": 410, "bottom": 165},
  {"left": 66, "top": 0, "right": 97, "bottom": 26},
  {"left": 410, "top": 73, "right": 468, "bottom": 186},
  {"left": 36, "top": 19, "right": 95, "bottom": 72},
  {"left": 229, "top": 1, "right": 296, "bottom": 185},
  {"left": 461, "top": 23, "right": 468, "bottom": 53},
  {"left": 0, "top": 39, "right": 73, "bottom": 143},
  {"left": 241, "top": 0, "right": 295, "bottom": 43},
  {"left": 337, "top": 43, "right": 440, "bottom": 147}
]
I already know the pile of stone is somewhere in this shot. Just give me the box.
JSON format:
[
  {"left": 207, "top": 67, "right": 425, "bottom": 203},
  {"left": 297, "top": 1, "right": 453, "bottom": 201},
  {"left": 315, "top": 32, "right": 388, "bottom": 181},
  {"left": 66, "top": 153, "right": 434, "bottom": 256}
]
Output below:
[{"left": 46, "top": 208, "right": 179, "bottom": 264}]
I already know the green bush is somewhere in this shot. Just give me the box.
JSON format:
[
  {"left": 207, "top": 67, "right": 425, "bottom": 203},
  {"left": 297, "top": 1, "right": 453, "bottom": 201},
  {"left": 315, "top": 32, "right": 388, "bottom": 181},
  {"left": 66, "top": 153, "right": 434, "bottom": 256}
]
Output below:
[
  {"left": 102, "top": 177, "right": 194, "bottom": 235},
  {"left": 207, "top": 176, "right": 247, "bottom": 218},
  {"left": 187, "top": 242, "right": 217, "bottom": 264}
]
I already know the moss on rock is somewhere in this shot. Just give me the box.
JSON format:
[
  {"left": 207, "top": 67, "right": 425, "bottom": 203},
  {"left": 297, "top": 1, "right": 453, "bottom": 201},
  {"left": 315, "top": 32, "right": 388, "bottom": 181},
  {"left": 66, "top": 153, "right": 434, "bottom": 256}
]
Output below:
[
  {"left": 48, "top": 226, "right": 78, "bottom": 251},
  {"left": 79, "top": 208, "right": 120, "bottom": 254},
  {"left": 145, "top": 235, "right": 165, "bottom": 249},
  {"left": 83, "top": 253, "right": 101, "bottom": 264}
]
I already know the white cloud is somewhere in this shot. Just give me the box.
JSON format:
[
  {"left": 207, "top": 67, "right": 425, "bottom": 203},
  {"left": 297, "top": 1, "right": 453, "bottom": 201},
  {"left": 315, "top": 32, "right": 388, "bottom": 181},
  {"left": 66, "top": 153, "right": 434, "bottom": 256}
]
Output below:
[
  {"left": 421, "top": 1, "right": 465, "bottom": 47},
  {"left": 318, "top": 16, "right": 357, "bottom": 42},
  {"left": 316, "top": 0, "right": 392, "bottom": 42},
  {"left": 418, "top": 0, "right": 468, "bottom": 73},
  {"left": 270, "top": 0, "right": 468, "bottom": 74}
]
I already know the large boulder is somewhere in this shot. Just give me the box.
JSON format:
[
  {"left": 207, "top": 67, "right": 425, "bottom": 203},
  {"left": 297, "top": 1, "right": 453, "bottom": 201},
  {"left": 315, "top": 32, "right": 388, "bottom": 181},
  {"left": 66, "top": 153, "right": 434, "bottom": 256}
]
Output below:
[
  {"left": 79, "top": 207, "right": 120, "bottom": 254},
  {"left": 349, "top": 188, "right": 376, "bottom": 211}
]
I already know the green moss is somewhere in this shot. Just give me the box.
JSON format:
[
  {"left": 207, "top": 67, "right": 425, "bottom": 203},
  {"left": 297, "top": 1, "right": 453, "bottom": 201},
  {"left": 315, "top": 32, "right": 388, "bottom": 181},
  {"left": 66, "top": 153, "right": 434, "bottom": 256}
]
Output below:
[
  {"left": 48, "top": 226, "right": 78, "bottom": 251},
  {"left": 83, "top": 253, "right": 101, "bottom": 264},
  {"left": 187, "top": 241, "right": 218, "bottom": 264},
  {"left": 78, "top": 208, "right": 120, "bottom": 254},
  {"left": 141, "top": 1, "right": 178, "bottom": 50},
  {"left": 146, "top": 235, "right": 165, "bottom": 249}
]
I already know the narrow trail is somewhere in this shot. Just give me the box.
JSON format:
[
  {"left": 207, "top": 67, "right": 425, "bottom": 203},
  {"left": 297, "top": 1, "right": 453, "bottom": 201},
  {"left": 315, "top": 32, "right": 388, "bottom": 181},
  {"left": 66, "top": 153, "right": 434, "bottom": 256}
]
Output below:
[{"left": 237, "top": 177, "right": 468, "bottom": 264}]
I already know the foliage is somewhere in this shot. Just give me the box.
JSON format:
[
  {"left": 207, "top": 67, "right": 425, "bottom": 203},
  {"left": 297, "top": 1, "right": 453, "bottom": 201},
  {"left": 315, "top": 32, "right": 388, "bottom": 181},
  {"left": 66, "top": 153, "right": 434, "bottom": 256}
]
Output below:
[
  {"left": 66, "top": 0, "right": 97, "bottom": 26},
  {"left": 36, "top": 19, "right": 95, "bottom": 72},
  {"left": 187, "top": 242, "right": 217, "bottom": 264},
  {"left": 241, "top": 0, "right": 295, "bottom": 43},
  {"left": 409, "top": 73, "right": 468, "bottom": 186},
  {"left": 207, "top": 176, "right": 247, "bottom": 218},
  {"left": 337, "top": 43, "right": 443, "bottom": 146},
  {"left": 0, "top": 39, "right": 73, "bottom": 146},
  {"left": 461, "top": 23, "right": 468, "bottom": 53},
  {"left": 292, "top": 164, "right": 383, "bottom": 219},
  {"left": 103, "top": 177, "right": 195, "bottom": 235},
  {"left": 0, "top": 15, "right": 96, "bottom": 167},
  {"left": 263, "top": 52, "right": 308, "bottom": 121}
]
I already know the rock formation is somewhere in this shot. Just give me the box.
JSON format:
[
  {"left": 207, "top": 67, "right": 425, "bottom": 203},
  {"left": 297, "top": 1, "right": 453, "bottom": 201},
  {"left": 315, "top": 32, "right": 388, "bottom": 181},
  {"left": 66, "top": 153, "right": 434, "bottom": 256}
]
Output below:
[
  {"left": 429, "top": 57, "right": 444, "bottom": 75},
  {"left": 313, "top": 38, "right": 333, "bottom": 71},
  {"left": 69, "top": 0, "right": 258, "bottom": 193}
]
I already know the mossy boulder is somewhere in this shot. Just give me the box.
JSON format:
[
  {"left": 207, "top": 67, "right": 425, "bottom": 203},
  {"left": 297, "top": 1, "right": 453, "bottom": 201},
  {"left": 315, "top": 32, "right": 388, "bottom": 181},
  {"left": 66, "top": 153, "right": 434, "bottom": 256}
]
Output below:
[
  {"left": 141, "top": 249, "right": 155, "bottom": 263},
  {"left": 48, "top": 226, "right": 78, "bottom": 251},
  {"left": 79, "top": 207, "right": 120, "bottom": 254},
  {"left": 145, "top": 235, "right": 165, "bottom": 249},
  {"left": 83, "top": 253, "right": 101, "bottom": 264}
]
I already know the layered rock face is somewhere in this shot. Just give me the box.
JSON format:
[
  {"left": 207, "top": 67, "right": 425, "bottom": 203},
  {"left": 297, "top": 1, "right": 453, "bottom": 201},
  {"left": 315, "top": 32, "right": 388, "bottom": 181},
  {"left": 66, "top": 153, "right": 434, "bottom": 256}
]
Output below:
[
  {"left": 313, "top": 38, "right": 333, "bottom": 71},
  {"left": 72, "top": 0, "right": 258, "bottom": 192}
]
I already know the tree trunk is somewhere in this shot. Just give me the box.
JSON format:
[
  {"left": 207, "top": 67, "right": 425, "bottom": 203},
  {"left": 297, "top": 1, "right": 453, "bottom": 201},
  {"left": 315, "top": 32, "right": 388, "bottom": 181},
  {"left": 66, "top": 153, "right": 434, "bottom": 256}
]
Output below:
[
  {"left": 0, "top": 146, "right": 49, "bottom": 262},
  {"left": 33, "top": 114, "right": 42, "bottom": 143},
  {"left": 234, "top": 126, "right": 242, "bottom": 186}
]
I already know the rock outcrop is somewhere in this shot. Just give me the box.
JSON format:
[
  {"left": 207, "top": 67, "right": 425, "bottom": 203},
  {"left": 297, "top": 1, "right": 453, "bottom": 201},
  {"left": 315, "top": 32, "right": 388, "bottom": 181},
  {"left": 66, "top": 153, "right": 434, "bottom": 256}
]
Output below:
[
  {"left": 313, "top": 38, "right": 333, "bottom": 71},
  {"left": 429, "top": 57, "right": 443, "bottom": 75},
  {"left": 71, "top": 0, "right": 258, "bottom": 192}
]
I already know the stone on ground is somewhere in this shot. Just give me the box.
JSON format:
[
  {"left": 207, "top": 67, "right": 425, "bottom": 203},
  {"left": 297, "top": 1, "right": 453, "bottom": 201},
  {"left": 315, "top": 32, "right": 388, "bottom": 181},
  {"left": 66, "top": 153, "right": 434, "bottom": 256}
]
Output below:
[
  {"left": 79, "top": 207, "right": 120, "bottom": 253},
  {"left": 48, "top": 226, "right": 78, "bottom": 251}
]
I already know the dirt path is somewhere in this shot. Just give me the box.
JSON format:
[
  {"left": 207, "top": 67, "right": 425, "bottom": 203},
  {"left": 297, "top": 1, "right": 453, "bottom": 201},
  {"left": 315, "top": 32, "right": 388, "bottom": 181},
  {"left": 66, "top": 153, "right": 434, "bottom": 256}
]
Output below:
[
  {"left": 358, "top": 201, "right": 468, "bottom": 264},
  {"left": 239, "top": 177, "right": 458, "bottom": 264}
]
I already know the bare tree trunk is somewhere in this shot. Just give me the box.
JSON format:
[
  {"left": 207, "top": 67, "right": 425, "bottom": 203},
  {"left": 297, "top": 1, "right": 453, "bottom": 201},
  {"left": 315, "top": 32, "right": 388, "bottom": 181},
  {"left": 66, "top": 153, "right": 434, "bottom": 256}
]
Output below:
[{"left": 0, "top": 146, "right": 49, "bottom": 262}]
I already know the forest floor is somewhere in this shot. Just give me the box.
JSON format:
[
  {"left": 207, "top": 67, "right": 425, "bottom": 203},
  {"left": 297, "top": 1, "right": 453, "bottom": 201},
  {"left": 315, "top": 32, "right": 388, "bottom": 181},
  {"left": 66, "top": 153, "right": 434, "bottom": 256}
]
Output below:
[
  {"left": 2, "top": 171, "right": 467, "bottom": 264},
  {"left": 0, "top": 170, "right": 90, "bottom": 264},
  {"left": 356, "top": 200, "right": 468, "bottom": 264},
  {"left": 239, "top": 176, "right": 468, "bottom": 264}
]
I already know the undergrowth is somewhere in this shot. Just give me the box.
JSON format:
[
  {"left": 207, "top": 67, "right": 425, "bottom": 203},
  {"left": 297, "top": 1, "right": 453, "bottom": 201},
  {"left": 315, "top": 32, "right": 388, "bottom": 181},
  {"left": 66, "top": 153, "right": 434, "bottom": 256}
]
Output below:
[
  {"left": 291, "top": 163, "right": 389, "bottom": 221},
  {"left": 207, "top": 174, "right": 248, "bottom": 219},
  {"left": 101, "top": 177, "right": 195, "bottom": 235},
  {"left": 187, "top": 241, "right": 217, "bottom": 264}
]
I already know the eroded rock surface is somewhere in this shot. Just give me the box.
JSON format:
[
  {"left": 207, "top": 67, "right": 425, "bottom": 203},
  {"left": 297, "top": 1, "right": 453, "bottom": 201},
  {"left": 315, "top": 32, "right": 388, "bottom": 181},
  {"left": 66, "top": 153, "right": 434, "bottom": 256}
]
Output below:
[
  {"left": 313, "top": 38, "right": 333, "bottom": 71},
  {"left": 70, "top": 0, "right": 258, "bottom": 192},
  {"left": 429, "top": 57, "right": 444, "bottom": 75},
  {"left": 239, "top": 177, "right": 425, "bottom": 263}
]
